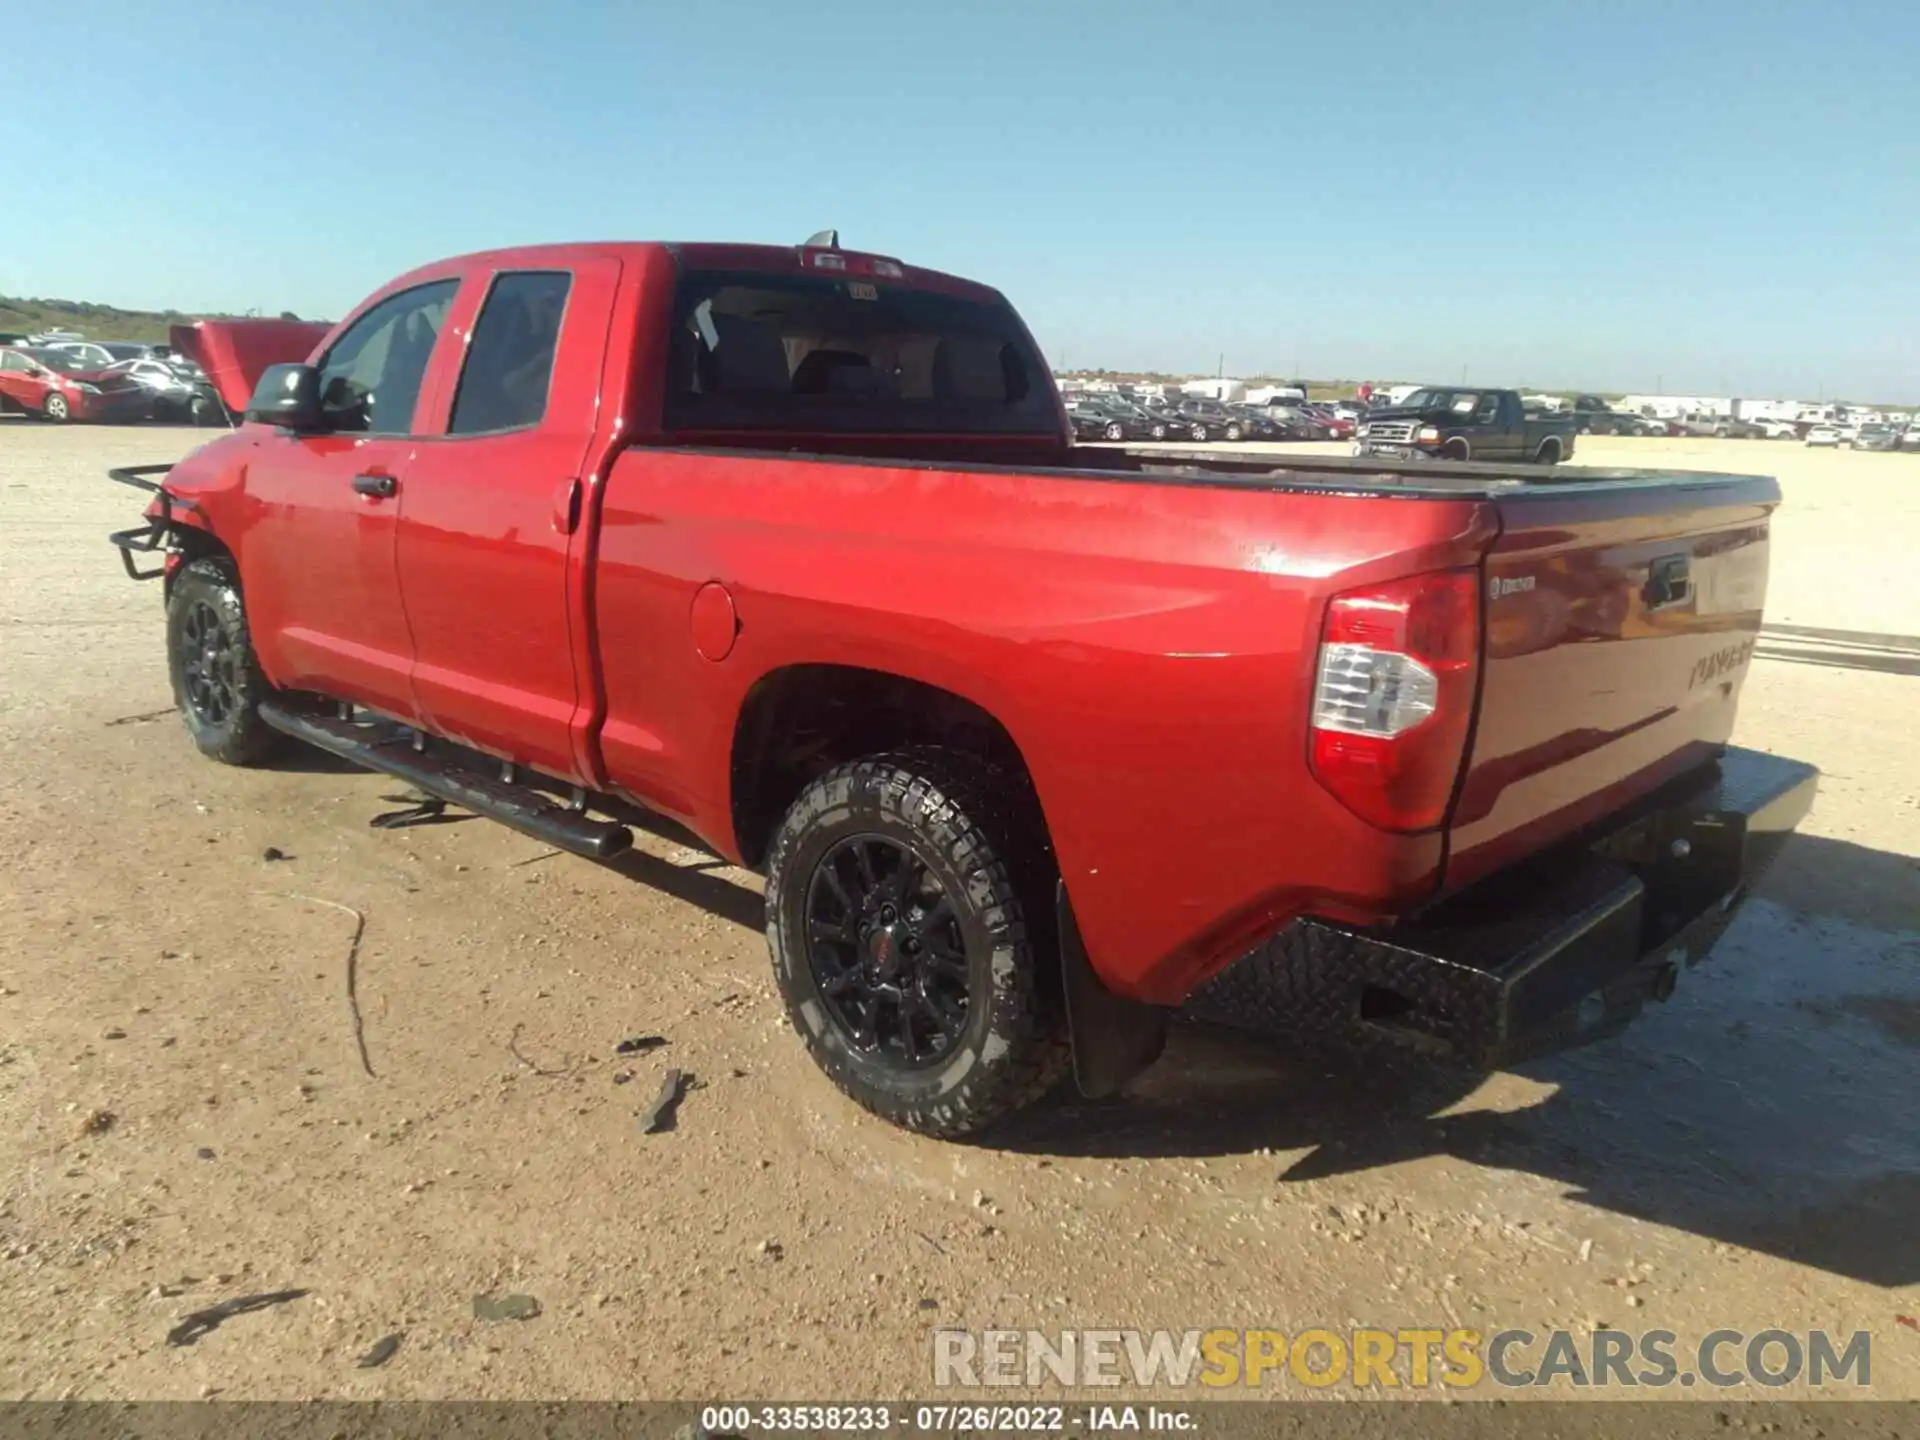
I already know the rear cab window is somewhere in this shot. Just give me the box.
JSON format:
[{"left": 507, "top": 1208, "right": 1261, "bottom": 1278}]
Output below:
[
  {"left": 663, "top": 268, "right": 1059, "bottom": 439},
  {"left": 449, "top": 271, "right": 573, "bottom": 435}
]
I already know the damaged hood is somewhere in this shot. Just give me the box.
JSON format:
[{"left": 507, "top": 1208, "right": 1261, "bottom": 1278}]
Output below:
[{"left": 168, "top": 318, "right": 332, "bottom": 413}]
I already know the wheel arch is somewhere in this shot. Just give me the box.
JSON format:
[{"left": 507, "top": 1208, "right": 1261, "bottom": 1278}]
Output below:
[
  {"left": 729, "top": 663, "right": 1047, "bottom": 872},
  {"left": 162, "top": 522, "right": 239, "bottom": 606}
]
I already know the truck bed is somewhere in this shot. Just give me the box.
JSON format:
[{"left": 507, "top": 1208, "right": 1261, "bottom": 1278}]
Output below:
[
  {"left": 597, "top": 438, "right": 1776, "bottom": 1001},
  {"left": 1081, "top": 445, "right": 1754, "bottom": 496}
]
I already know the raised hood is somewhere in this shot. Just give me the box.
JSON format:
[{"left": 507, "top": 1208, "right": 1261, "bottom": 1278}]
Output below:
[{"left": 168, "top": 318, "right": 331, "bottom": 412}]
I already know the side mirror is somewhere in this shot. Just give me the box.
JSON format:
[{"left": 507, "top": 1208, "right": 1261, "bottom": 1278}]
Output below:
[{"left": 245, "top": 363, "right": 323, "bottom": 431}]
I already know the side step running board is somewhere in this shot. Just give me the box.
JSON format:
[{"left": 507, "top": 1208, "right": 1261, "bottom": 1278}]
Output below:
[{"left": 257, "top": 702, "right": 634, "bottom": 862}]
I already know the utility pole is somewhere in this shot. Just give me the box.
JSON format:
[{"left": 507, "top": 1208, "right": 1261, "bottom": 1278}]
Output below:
[{"left": 1217, "top": 353, "right": 1224, "bottom": 379}]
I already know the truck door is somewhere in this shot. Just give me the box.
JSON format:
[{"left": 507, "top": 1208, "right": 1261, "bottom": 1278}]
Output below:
[
  {"left": 238, "top": 278, "right": 460, "bottom": 718},
  {"left": 1474, "top": 391, "right": 1517, "bottom": 459},
  {"left": 393, "top": 260, "right": 622, "bottom": 784}
]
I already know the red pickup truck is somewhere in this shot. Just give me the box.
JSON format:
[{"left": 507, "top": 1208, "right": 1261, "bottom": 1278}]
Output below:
[{"left": 110, "top": 237, "right": 1817, "bottom": 1137}]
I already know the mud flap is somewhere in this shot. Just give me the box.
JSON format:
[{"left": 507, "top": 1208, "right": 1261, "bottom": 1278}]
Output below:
[{"left": 1058, "top": 881, "right": 1168, "bottom": 1098}]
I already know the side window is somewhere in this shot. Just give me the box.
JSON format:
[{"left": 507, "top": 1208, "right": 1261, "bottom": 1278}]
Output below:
[
  {"left": 1474, "top": 394, "right": 1500, "bottom": 424},
  {"left": 315, "top": 279, "right": 458, "bottom": 435},
  {"left": 0, "top": 351, "right": 26, "bottom": 372},
  {"left": 448, "top": 271, "right": 572, "bottom": 435}
]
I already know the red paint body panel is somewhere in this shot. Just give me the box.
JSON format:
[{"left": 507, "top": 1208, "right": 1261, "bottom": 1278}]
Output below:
[
  {"left": 142, "top": 240, "right": 1788, "bottom": 1008},
  {"left": 394, "top": 256, "right": 625, "bottom": 780},
  {"left": 592, "top": 449, "right": 1491, "bottom": 999},
  {"left": 1449, "top": 477, "right": 1777, "bottom": 888},
  {"left": 241, "top": 431, "right": 422, "bottom": 718},
  {"left": 168, "top": 319, "right": 332, "bottom": 411}
]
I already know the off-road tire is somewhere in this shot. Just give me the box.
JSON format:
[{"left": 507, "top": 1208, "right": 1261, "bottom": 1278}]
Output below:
[
  {"left": 165, "top": 557, "right": 284, "bottom": 766},
  {"left": 764, "top": 747, "right": 1070, "bottom": 1137}
]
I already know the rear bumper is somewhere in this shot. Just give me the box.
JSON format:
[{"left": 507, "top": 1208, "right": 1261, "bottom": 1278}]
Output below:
[{"left": 1187, "top": 746, "right": 1818, "bottom": 1069}]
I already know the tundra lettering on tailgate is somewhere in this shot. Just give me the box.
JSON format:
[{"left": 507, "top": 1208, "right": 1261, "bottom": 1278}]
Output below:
[{"left": 1689, "top": 638, "right": 1754, "bottom": 689}]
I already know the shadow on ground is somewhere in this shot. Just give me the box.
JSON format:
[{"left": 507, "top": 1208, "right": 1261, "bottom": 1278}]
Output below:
[{"left": 986, "top": 832, "right": 1920, "bottom": 1289}]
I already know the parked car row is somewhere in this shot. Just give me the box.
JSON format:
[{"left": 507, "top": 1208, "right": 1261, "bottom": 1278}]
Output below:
[
  {"left": 0, "top": 338, "right": 234, "bottom": 425},
  {"left": 1805, "top": 421, "right": 1915, "bottom": 450},
  {"left": 1063, "top": 390, "right": 1355, "bottom": 444},
  {"left": 1579, "top": 404, "right": 1920, "bottom": 447}
]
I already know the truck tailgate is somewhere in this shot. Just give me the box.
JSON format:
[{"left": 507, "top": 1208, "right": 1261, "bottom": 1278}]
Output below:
[{"left": 1445, "top": 473, "right": 1778, "bottom": 888}]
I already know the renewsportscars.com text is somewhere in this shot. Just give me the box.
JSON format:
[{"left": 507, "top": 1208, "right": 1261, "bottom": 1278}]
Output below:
[{"left": 932, "top": 1327, "right": 1873, "bottom": 1391}]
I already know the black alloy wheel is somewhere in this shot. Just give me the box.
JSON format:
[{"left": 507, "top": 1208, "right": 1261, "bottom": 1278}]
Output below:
[
  {"left": 165, "top": 557, "right": 283, "bottom": 765},
  {"left": 178, "top": 598, "right": 240, "bottom": 727},
  {"left": 764, "top": 748, "right": 1070, "bottom": 1136},
  {"left": 804, "top": 834, "right": 969, "bottom": 1067}
]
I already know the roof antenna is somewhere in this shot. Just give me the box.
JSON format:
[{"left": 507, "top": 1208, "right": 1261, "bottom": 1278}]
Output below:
[{"left": 803, "top": 229, "right": 840, "bottom": 249}]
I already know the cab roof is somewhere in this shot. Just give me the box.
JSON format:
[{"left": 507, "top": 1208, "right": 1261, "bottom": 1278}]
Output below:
[{"left": 390, "top": 241, "right": 1006, "bottom": 305}]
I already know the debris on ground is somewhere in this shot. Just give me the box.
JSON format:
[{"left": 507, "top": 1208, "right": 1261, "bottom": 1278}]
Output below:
[
  {"left": 1897, "top": 1314, "right": 1919, "bottom": 1331},
  {"left": 613, "top": 1071, "right": 633, "bottom": 1086},
  {"left": 356, "top": 1332, "right": 404, "bottom": 1368},
  {"left": 472, "top": 1292, "right": 541, "bottom": 1322},
  {"left": 262, "top": 893, "right": 373, "bottom": 1078},
  {"left": 101, "top": 1027, "right": 126, "bottom": 1040},
  {"left": 509, "top": 848, "right": 563, "bottom": 868},
  {"left": 615, "top": 1035, "right": 667, "bottom": 1055},
  {"left": 262, "top": 847, "right": 290, "bottom": 862},
  {"left": 165, "top": 1288, "right": 311, "bottom": 1347},
  {"left": 757, "top": 1240, "right": 783, "bottom": 1261},
  {"left": 195, "top": 1147, "right": 216, "bottom": 1160},
  {"left": 508, "top": 1022, "right": 571, "bottom": 1077},
  {"left": 104, "top": 708, "right": 178, "bottom": 727},
  {"left": 76, "top": 1109, "right": 115, "bottom": 1137},
  {"left": 640, "top": 1069, "right": 689, "bottom": 1133}
]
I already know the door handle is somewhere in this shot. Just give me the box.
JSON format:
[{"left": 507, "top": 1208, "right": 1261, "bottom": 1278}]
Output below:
[{"left": 353, "top": 472, "right": 398, "bottom": 499}]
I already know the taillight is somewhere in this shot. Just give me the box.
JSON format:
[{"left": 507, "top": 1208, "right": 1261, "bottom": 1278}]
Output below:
[{"left": 1309, "top": 568, "right": 1480, "bottom": 833}]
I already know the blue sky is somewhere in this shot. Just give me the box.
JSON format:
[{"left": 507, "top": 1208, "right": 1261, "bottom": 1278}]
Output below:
[{"left": 4, "top": 0, "right": 1915, "bottom": 398}]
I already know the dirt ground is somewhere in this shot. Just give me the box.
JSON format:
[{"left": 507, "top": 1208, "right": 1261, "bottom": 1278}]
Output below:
[{"left": 1, "top": 422, "right": 1915, "bottom": 1404}]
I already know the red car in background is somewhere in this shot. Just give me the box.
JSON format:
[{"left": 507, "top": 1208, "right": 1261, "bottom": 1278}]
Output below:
[
  {"left": 0, "top": 346, "right": 151, "bottom": 422},
  {"left": 1304, "top": 403, "right": 1356, "bottom": 440}
]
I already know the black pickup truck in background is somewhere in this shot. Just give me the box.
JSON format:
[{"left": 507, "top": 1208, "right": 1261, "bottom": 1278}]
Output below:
[{"left": 1355, "top": 387, "right": 1579, "bottom": 464}]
